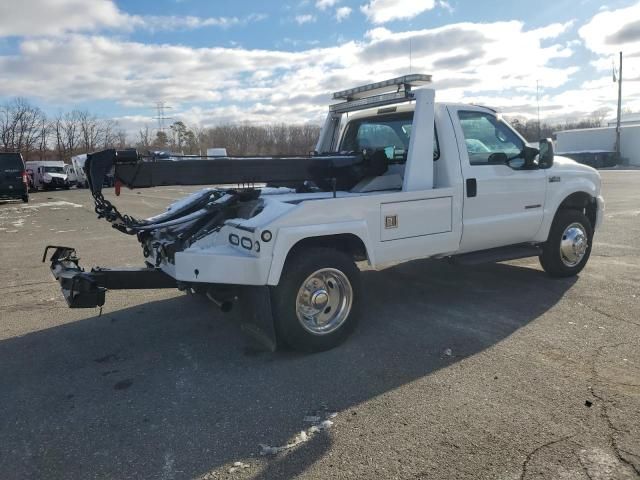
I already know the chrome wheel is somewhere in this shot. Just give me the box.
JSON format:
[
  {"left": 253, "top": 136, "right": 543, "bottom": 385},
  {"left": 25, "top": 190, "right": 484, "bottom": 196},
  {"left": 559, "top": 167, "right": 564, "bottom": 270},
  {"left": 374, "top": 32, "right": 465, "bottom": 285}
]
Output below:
[
  {"left": 560, "top": 222, "right": 588, "bottom": 267},
  {"left": 296, "top": 268, "right": 353, "bottom": 335}
]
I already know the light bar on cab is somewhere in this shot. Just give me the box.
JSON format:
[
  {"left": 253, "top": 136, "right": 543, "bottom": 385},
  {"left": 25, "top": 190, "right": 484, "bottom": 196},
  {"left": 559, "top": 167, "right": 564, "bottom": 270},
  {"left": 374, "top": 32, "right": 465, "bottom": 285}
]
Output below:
[
  {"left": 332, "top": 74, "right": 432, "bottom": 101},
  {"left": 329, "top": 91, "right": 413, "bottom": 114}
]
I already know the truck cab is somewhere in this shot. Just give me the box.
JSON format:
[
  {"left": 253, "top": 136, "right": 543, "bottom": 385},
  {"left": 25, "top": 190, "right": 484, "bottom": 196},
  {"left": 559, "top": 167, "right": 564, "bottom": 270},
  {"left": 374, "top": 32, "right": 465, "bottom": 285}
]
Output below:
[
  {"left": 45, "top": 75, "right": 604, "bottom": 353},
  {"left": 331, "top": 102, "right": 602, "bottom": 256}
]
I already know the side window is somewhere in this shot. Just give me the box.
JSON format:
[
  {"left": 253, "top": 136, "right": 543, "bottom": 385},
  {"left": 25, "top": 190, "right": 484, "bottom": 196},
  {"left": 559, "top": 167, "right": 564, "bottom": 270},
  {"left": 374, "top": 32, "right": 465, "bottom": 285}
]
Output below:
[{"left": 458, "top": 111, "right": 523, "bottom": 165}]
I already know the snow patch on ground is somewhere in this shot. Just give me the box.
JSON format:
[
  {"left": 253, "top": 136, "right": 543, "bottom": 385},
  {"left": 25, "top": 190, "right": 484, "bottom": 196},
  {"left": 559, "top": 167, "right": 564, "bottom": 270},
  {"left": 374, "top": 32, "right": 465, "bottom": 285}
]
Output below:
[
  {"left": 228, "top": 461, "right": 250, "bottom": 473},
  {"left": 259, "top": 412, "right": 337, "bottom": 456},
  {"left": 18, "top": 201, "right": 83, "bottom": 210}
]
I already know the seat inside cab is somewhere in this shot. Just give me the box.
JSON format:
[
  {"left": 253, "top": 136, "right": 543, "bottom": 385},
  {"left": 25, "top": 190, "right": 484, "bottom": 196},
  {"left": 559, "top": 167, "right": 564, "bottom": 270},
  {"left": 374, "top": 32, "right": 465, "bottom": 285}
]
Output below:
[{"left": 340, "top": 112, "right": 439, "bottom": 193}]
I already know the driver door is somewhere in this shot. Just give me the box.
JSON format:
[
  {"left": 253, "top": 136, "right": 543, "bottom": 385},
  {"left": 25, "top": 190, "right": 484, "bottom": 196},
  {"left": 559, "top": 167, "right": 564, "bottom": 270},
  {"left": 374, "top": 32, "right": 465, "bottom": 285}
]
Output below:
[{"left": 448, "top": 106, "right": 547, "bottom": 252}]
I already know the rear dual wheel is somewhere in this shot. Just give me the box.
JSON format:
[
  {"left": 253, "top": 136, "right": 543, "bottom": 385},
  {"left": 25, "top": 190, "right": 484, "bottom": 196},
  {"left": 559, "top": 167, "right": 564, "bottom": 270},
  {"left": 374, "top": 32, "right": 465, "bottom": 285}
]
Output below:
[{"left": 271, "top": 248, "right": 360, "bottom": 352}]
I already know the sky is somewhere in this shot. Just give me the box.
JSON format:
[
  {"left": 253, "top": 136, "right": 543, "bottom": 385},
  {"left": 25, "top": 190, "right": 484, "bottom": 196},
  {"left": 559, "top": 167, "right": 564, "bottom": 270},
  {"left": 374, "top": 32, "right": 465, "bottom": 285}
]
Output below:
[{"left": 1, "top": 0, "right": 640, "bottom": 135}]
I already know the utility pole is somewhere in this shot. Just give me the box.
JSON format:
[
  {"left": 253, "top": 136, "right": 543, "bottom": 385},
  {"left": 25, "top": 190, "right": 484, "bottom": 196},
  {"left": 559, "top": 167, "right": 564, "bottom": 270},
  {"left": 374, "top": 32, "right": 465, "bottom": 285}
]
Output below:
[
  {"left": 614, "top": 51, "right": 622, "bottom": 159},
  {"left": 153, "top": 101, "right": 173, "bottom": 133},
  {"left": 536, "top": 80, "right": 541, "bottom": 139}
]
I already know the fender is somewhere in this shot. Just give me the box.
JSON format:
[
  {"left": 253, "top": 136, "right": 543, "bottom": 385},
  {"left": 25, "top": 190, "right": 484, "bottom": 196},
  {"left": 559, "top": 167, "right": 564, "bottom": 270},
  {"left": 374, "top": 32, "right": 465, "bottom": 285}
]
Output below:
[
  {"left": 534, "top": 176, "right": 599, "bottom": 243},
  {"left": 266, "top": 221, "right": 374, "bottom": 286}
]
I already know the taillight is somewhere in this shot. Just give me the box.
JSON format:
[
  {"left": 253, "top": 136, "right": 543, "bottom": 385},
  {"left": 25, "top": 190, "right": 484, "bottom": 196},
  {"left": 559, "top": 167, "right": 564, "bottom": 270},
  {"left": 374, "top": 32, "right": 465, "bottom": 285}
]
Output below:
[{"left": 22, "top": 171, "right": 28, "bottom": 184}]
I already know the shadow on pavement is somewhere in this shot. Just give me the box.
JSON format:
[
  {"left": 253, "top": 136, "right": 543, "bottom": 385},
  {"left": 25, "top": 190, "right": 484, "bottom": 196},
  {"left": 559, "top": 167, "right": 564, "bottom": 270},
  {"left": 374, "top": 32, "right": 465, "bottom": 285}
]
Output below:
[{"left": 0, "top": 258, "right": 576, "bottom": 479}]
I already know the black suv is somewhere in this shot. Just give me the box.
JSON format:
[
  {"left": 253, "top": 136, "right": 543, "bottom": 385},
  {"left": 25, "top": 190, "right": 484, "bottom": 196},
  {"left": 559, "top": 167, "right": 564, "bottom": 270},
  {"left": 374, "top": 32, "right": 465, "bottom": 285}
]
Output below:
[{"left": 0, "top": 152, "right": 29, "bottom": 203}]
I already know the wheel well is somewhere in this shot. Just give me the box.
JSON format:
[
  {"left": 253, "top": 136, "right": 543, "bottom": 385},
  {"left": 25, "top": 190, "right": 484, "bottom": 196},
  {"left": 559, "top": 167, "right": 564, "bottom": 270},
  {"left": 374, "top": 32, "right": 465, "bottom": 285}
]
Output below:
[
  {"left": 287, "top": 234, "right": 369, "bottom": 263},
  {"left": 557, "top": 192, "right": 597, "bottom": 228}
]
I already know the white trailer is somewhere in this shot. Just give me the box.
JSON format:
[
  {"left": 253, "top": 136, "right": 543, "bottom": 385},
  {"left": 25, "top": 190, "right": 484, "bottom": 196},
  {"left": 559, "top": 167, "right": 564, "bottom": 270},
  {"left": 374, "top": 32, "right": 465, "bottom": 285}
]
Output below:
[
  {"left": 45, "top": 75, "right": 604, "bottom": 352},
  {"left": 71, "top": 154, "right": 89, "bottom": 188},
  {"left": 556, "top": 125, "right": 640, "bottom": 166}
]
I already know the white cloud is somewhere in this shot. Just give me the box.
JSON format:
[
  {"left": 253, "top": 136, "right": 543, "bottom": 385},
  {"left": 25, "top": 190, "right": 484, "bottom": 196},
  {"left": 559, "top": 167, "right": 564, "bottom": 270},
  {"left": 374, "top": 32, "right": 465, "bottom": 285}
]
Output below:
[
  {"left": 436, "top": 0, "right": 454, "bottom": 14},
  {"left": 0, "top": 0, "right": 126, "bottom": 36},
  {"left": 579, "top": 2, "right": 640, "bottom": 57},
  {"left": 315, "top": 0, "right": 339, "bottom": 10},
  {"left": 577, "top": 2, "right": 640, "bottom": 113},
  {"left": 0, "top": 17, "right": 589, "bottom": 127},
  {"left": 133, "top": 14, "right": 267, "bottom": 31},
  {"left": 0, "top": 0, "right": 266, "bottom": 36},
  {"left": 295, "top": 14, "right": 317, "bottom": 25},
  {"left": 336, "top": 7, "right": 352, "bottom": 22},
  {"left": 361, "top": 0, "right": 436, "bottom": 24}
]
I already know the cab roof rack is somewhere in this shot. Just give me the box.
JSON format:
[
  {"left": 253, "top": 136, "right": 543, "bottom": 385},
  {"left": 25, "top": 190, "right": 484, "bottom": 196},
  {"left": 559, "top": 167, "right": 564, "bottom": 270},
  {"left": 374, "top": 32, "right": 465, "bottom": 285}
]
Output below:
[{"left": 330, "top": 74, "right": 431, "bottom": 114}]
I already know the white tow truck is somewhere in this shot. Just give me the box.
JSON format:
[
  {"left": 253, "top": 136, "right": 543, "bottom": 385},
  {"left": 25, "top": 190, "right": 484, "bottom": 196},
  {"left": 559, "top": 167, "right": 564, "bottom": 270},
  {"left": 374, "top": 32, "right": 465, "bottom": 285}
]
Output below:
[{"left": 45, "top": 75, "right": 604, "bottom": 352}]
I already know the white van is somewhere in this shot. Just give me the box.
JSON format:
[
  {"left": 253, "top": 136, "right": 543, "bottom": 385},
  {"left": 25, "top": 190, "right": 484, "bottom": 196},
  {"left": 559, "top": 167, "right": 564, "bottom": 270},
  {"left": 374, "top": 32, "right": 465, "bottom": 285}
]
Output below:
[{"left": 25, "top": 161, "right": 72, "bottom": 190}]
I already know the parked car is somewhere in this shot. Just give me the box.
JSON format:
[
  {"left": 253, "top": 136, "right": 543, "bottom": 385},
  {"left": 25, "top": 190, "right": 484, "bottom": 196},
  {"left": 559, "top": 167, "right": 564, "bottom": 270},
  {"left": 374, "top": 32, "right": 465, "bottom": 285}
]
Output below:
[{"left": 0, "top": 152, "right": 29, "bottom": 203}]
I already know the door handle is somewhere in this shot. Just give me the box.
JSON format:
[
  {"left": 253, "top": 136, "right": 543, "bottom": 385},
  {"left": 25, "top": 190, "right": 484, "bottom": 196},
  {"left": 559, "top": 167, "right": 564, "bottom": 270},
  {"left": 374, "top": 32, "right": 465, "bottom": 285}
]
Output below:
[{"left": 466, "top": 178, "right": 477, "bottom": 197}]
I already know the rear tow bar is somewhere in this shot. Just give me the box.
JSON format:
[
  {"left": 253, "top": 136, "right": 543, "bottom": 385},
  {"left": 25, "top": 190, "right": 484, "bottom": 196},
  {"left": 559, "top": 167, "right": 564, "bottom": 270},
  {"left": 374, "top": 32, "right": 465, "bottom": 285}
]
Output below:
[
  {"left": 42, "top": 245, "right": 176, "bottom": 308},
  {"left": 42, "top": 246, "right": 277, "bottom": 351}
]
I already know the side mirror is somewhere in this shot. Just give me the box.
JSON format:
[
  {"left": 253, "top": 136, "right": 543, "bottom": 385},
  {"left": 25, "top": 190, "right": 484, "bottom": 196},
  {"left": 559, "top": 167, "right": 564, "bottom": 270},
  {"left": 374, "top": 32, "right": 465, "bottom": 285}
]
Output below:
[
  {"left": 488, "top": 152, "right": 508, "bottom": 164},
  {"left": 538, "top": 138, "right": 554, "bottom": 169}
]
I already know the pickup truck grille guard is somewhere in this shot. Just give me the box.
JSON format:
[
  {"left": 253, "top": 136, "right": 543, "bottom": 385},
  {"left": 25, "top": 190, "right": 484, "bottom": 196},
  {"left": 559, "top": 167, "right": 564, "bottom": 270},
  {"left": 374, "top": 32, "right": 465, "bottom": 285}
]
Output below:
[{"left": 44, "top": 148, "right": 387, "bottom": 351}]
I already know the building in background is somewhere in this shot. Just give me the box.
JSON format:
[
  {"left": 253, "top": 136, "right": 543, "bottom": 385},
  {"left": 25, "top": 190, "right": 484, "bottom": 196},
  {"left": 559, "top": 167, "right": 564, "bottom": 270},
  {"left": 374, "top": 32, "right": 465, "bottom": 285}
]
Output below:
[
  {"left": 606, "top": 113, "right": 640, "bottom": 127},
  {"left": 555, "top": 125, "right": 640, "bottom": 167}
]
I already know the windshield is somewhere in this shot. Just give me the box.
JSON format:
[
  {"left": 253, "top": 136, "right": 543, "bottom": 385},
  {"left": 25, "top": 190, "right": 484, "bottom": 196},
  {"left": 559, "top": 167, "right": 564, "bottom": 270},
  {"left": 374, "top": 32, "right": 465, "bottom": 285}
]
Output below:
[
  {"left": 340, "top": 112, "right": 439, "bottom": 163},
  {"left": 44, "top": 166, "right": 65, "bottom": 173}
]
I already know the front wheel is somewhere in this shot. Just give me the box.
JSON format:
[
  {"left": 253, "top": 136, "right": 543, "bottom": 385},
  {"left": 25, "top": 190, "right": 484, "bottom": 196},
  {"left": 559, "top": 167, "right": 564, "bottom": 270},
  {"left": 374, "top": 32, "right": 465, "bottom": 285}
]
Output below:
[
  {"left": 540, "top": 209, "right": 593, "bottom": 277},
  {"left": 271, "top": 247, "right": 361, "bottom": 352},
  {"left": 21, "top": 194, "right": 29, "bottom": 203}
]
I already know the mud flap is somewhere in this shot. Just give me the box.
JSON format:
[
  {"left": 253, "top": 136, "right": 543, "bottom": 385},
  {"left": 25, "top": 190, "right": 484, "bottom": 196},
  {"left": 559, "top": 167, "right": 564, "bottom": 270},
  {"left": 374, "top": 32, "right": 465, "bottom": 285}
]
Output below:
[{"left": 239, "top": 286, "right": 277, "bottom": 352}]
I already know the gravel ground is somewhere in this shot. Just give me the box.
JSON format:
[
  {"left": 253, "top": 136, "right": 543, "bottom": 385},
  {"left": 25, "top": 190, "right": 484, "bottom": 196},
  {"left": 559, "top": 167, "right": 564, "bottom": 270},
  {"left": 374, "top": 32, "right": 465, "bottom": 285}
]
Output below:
[{"left": 0, "top": 171, "right": 638, "bottom": 480}]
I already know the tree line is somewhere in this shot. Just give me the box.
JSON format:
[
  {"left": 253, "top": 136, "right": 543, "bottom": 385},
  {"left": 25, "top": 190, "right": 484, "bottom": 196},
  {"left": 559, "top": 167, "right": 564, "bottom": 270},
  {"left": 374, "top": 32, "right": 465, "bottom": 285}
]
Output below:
[
  {"left": 0, "top": 98, "right": 127, "bottom": 161},
  {"left": 0, "top": 97, "right": 322, "bottom": 161},
  {"left": 139, "top": 121, "right": 322, "bottom": 156},
  {"left": 0, "top": 96, "right": 617, "bottom": 161},
  {"left": 507, "top": 114, "right": 607, "bottom": 143}
]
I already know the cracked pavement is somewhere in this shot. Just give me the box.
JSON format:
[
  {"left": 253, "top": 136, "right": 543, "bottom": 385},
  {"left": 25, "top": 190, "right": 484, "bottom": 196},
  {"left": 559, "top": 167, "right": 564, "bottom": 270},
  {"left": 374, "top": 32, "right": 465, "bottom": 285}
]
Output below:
[{"left": 0, "top": 171, "right": 639, "bottom": 479}]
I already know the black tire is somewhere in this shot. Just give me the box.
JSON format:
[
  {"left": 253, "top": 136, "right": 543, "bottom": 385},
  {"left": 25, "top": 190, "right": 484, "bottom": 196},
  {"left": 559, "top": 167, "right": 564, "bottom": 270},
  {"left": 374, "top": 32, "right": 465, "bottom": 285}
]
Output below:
[
  {"left": 271, "top": 247, "right": 361, "bottom": 352},
  {"left": 540, "top": 209, "right": 593, "bottom": 278},
  {"left": 21, "top": 194, "right": 29, "bottom": 203}
]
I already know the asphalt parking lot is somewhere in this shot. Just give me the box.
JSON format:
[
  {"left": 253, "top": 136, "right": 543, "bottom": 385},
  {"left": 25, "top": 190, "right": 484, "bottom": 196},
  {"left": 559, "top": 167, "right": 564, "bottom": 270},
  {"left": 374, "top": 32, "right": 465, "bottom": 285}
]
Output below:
[{"left": 1, "top": 172, "right": 639, "bottom": 480}]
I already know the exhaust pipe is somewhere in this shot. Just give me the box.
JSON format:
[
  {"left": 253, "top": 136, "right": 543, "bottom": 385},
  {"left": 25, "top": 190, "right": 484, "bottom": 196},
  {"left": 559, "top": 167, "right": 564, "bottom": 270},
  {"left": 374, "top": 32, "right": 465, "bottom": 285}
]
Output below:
[{"left": 206, "top": 291, "right": 234, "bottom": 313}]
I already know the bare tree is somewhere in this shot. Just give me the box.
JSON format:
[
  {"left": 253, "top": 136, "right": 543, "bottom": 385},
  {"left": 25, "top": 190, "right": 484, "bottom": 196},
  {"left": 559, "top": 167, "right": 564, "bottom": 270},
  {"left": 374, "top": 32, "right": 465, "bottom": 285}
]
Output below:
[
  {"left": 77, "top": 110, "right": 104, "bottom": 152},
  {"left": 137, "top": 126, "right": 151, "bottom": 150},
  {"left": 115, "top": 129, "right": 128, "bottom": 149},
  {"left": 53, "top": 111, "right": 81, "bottom": 160},
  {"left": 0, "top": 98, "right": 47, "bottom": 159},
  {"left": 101, "top": 119, "right": 120, "bottom": 148}
]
